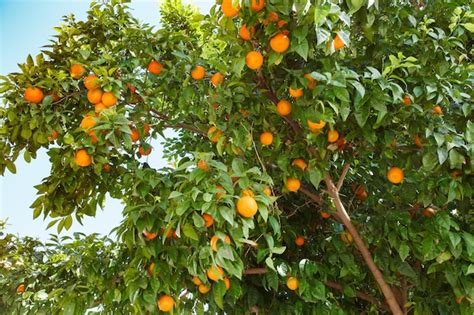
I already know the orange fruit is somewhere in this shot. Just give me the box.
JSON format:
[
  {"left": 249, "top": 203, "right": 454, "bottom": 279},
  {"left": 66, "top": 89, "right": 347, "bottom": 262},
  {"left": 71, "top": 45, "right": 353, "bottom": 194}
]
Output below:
[
  {"left": 354, "top": 185, "right": 368, "bottom": 201},
  {"left": 292, "top": 158, "right": 307, "bottom": 171},
  {"left": 211, "top": 72, "right": 224, "bottom": 87},
  {"left": 333, "top": 34, "right": 345, "bottom": 50},
  {"left": 289, "top": 87, "right": 303, "bottom": 98},
  {"left": 455, "top": 296, "right": 465, "bottom": 304},
  {"left": 208, "top": 126, "right": 223, "bottom": 143},
  {"left": 131, "top": 128, "right": 140, "bottom": 142},
  {"left": 403, "top": 95, "right": 411, "bottom": 106},
  {"left": 16, "top": 284, "right": 25, "bottom": 293},
  {"left": 74, "top": 149, "right": 91, "bottom": 167},
  {"left": 307, "top": 119, "right": 326, "bottom": 130},
  {"left": 50, "top": 92, "right": 61, "bottom": 102},
  {"left": 251, "top": 0, "right": 265, "bottom": 11},
  {"left": 295, "top": 236, "right": 305, "bottom": 246},
  {"left": 148, "top": 60, "right": 163, "bottom": 75},
  {"left": 84, "top": 75, "right": 100, "bottom": 90},
  {"left": 270, "top": 33, "right": 290, "bottom": 53},
  {"left": 207, "top": 266, "right": 225, "bottom": 281},
  {"left": 286, "top": 277, "right": 299, "bottom": 290},
  {"left": 88, "top": 130, "right": 98, "bottom": 143},
  {"left": 268, "top": 11, "right": 279, "bottom": 22},
  {"left": 422, "top": 207, "right": 436, "bottom": 218},
  {"left": 277, "top": 99, "right": 292, "bottom": 116},
  {"left": 241, "top": 189, "right": 255, "bottom": 197},
  {"left": 147, "top": 262, "right": 156, "bottom": 276},
  {"left": 102, "top": 92, "right": 118, "bottom": 107},
  {"left": 48, "top": 130, "right": 59, "bottom": 142},
  {"left": 320, "top": 211, "right": 331, "bottom": 219},
  {"left": 260, "top": 132, "right": 273, "bottom": 146},
  {"left": 286, "top": 178, "right": 301, "bottom": 192},
  {"left": 236, "top": 196, "right": 258, "bottom": 218},
  {"left": 80, "top": 115, "right": 96, "bottom": 129},
  {"left": 143, "top": 123, "right": 151, "bottom": 135},
  {"left": 432, "top": 105, "right": 442, "bottom": 115},
  {"left": 139, "top": 145, "right": 152, "bottom": 156},
  {"left": 246, "top": 51, "right": 264, "bottom": 70},
  {"left": 304, "top": 73, "right": 316, "bottom": 90},
  {"left": 210, "top": 235, "right": 231, "bottom": 251},
  {"left": 192, "top": 276, "right": 202, "bottom": 286},
  {"left": 221, "top": 0, "right": 240, "bottom": 17},
  {"left": 387, "top": 167, "right": 404, "bottom": 184},
  {"left": 70, "top": 64, "right": 85, "bottom": 79},
  {"left": 340, "top": 231, "right": 353, "bottom": 244},
  {"left": 215, "top": 185, "right": 226, "bottom": 200},
  {"left": 328, "top": 130, "right": 339, "bottom": 143},
  {"left": 94, "top": 103, "right": 107, "bottom": 113},
  {"left": 202, "top": 214, "right": 214, "bottom": 227},
  {"left": 191, "top": 66, "right": 205, "bottom": 80},
  {"left": 127, "top": 83, "right": 137, "bottom": 94},
  {"left": 24, "top": 87, "right": 44, "bottom": 104},
  {"left": 414, "top": 134, "right": 423, "bottom": 148},
  {"left": 278, "top": 20, "right": 288, "bottom": 28},
  {"left": 87, "top": 88, "right": 103, "bottom": 104},
  {"left": 103, "top": 164, "right": 111, "bottom": 173},
  {"left": 263, "top": 186, "right": 272, "bottom": 196},
  {"left": 198, "top": 284, "right": 211, "bottom": 294},
  {"left": 223, "top": 277, "right": 231, "bottom": 290},
  {"left": 239, "top": 24, "right": 252, "bottom": 41},
  {"left": 157, "top": 295, "right": 174, "bottom": 312},
  {"left": 143, "top": 229, "right": 158, "bottom": 240},
  {"left": 197, "top": 160, "right": 209, "bottom": 171}
]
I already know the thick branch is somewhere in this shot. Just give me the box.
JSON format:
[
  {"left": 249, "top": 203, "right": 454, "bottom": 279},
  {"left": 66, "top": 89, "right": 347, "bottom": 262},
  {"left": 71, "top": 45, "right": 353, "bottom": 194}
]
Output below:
[
  {"left": 336, "top": 162, "right": 351, "bottom": 192},
  {"left": 298, "top": 186, "right": 324, "bottom": 205}
]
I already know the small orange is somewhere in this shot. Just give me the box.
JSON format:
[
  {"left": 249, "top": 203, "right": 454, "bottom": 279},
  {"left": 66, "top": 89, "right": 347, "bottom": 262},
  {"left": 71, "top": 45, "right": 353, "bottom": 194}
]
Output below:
[
  {"left": 289, "top": 87, "right": 303, "bottom": 98},
  {"left": 102, "top": 92, "right": 118, "bottom": 107},
  {"left": 286, "top": 178, "right": 301, "bottom": 192},
  {"left": 286, "top": 277, "right": 299, "bottom": 290},
  {"left": 143, "top": 123, "right": 151, "bottom": 135},
  {"left": 270, "top": 33, "right": 290, "bottom": 53},
  {"left": 241, "top": 189, "right": 255, "bottom": 197},
  {"left": 208, "top": 126, "right": 223, "bottom": 143},
  {"left": 277, "top": 20, "right": 288, "bottom": 28},
  {"left": 295, "top": 236, "right": 305, "bottom": 246},
  {"left": 422, "top": 207, "right": 436, "bottom": 218},
  {"left": 202, "top": 213, "right": 214, "bottom": 227},
  {"left": 223, "top": 277, "right": 231, "bottom": 290},
  {"left": 191, "top": 66, "right": 205, "bottom": 80},
  {"left": 197, "top": 160, "right": 209, "bottom": 171},
  {"left": 88, "top": 130, "right": 98, "bottom": 143},
  {"left": 333, "top": 34, "right": 345, "bottom": 50},
  {"left": 307, "top": 119, "right": 326, "bottom": 130},
  {"left": 340, "top": 231, "right": 353, "bottom": 244},
  {"left": 277, "top": 100, "right": 291, "bottom": 116},
  {"left": 354, "top": 185, "right": 368, "bottom": 201},
  {"left": 87, "top": 88, "right": 103, "bottom": 104},
  {"left": 211, "top": 72, "right": 223, "bottom": 87},
  {"left": 192, "top": 276, "right": 202, "bottom": 286},
  {"left": 143, "top": 229, "right": 158, "bottom": 240},
  {"left": 268, "top": 11, "right": 279, "bottom": 22},
  {"left": 198, "top": 284, "right": 211, "bottom": 294},
  {"left": 148, "top": 60, "right": 163, "bottom": 75},
  {"left": 74, "top": 149, "right": 91, "bottom": 167},
  {"left": 239, "top": 24, "right": 252, "bottom": 41},
  {"left": 127, "top": 83, "right": 137, "bottom": 94},
  {"left": 157, "top": 295, "right": 174, "bottom": 312},
  {"left": 221, "top": 0, "right": 240, "bottom": 17},
  {"left": 251, "top": 0, "right": 265, "bottom": 11},
  {"left": 147, "top": 262, "right": 156, "bottom": 276},
  {"left": 207, "top": 266, "right": 225, "bottom": 282},
  {"left": 84, "top": 75, "right": 100, "bottom": 90},
  {"left": 216, "top": 185, "right": 226, "bottom": 199},
  {"left": 70, "top": 64, "right": 85, "bottom": 79},
  {"left": 48, "top": 130, "right": 59, "bottom": 142},
  {"left": 139, "top": 145, "right": 152, "bottom": 156},
  {"left": 260, "top": 132, "right": 273, "bottom": 146},
  {"left": 210, "top": 235, "right": 231, "bottom": 251},
  {"left": 246, "top": 51, "right": 264, "bottom": 70},
  {"left": 304, "top": 73, "right": 316, "bottom": 90},
  {"left": 130, "top": 128, "right": 140, "bottom": 142},
  {"left": 16, "top": 284, "right": 25, "bottom": 293},
  {"left": 292, "top": 159, "right": 307, "bottom": 171},
  {"left": 103, "top": 164, "right": 112, "bottom": 173},
  {"left": 80, "top": 115, "right": 96, "bottom": 129},
  {"left": 403, "top": 95, "right": 411, "bottom": 106},
  {"left": 387, "top": 167, "right": 404, "bottom": 184},
  {"left": 94, "top": 103, "right": 107, "bottom": 113},
  {"left": 455, "top": 296, "right": 465, "bottom": 305},
  {"left": 432, "top": 105, "right": 442, "bottom": 115},
  {"left": 236, "top": 196, "right": 258, "bottom": 218},
  {"left": 414, "top": 134, "right": 423, "bottom": 148},
  {"left": 320, "top": 211, "right": 331, "bottom": 219},
  {"left": 24, "top": 87, "right": 44, "bottom": 104},
  {"left": 263, "top": 186, "right": 272, "bottom": 196},
  {"left": 328, "top": 130, "right": 339, "bottom": 143}
]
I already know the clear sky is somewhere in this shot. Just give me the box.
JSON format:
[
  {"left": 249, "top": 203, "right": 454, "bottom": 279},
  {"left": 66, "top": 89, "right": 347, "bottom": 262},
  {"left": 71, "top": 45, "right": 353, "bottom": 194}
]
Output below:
[{"left": 0, "top": 0, "right": 213, "bottom": 240}]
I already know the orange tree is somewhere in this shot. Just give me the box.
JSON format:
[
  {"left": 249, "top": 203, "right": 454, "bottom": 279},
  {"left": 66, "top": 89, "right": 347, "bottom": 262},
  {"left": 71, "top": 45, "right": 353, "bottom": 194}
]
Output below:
[{"left": 0, "top": 0, "right": 473, "bottom": 314}]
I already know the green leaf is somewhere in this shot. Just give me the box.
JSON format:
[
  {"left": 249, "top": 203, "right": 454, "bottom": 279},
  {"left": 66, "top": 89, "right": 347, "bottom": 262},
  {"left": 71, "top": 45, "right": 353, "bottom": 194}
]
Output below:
[
  {"left": 333, "top": 86, "right": 350, "bottom": 102},
  {"left": 183, "top": 223, "right": 199, "bottom": 240},
  {"left": 294, "top": 39, "right": 309, "bottom": 61},
  {"left": 213, "top": 281, "right": 225, "bottom": 310},
  {"left": 5, "top": 160, "right": 16, "bottom": 174},
  {"left": 399, "top": 243, "right": 410, "bottom": 262},
  {"left": 308, "top": 168, "right": 322, "bottom": 189},
  {"left": 220, "top": 206, "right": 234, "bottom": 225},
  {"left": 311, "top": 280, "right": 326, "bottom": 300},
  {"left": 314, "top": 4, "right": 330, "bottom": 26},
  {"left": 265, "top": 257, "right": 276, "bottom": 271},
  {"left": 462, "top": 23, "right": 474, "bottom": 32}
]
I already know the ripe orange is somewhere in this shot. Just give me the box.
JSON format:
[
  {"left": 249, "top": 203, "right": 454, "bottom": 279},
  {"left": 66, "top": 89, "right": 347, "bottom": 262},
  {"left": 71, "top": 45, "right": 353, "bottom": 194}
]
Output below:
[
  {"left": 102, "top": 92, "right": 118, "bottom": 107},
  {"left": 354, "top": 185, "right": 368, "bottom": 201},
  {"left": 286, "top": 277, "right": 299, "bottom": 290},
  {"left": 414, "top": 134, "right": 423, "bottom": 148},
  {"left": 74, "top": 149, "right": 91, "bottom": 167},
  {"left": 239, "top": 24, "right": 252, "bottom": 41},
  {"left": 198, "top": 284, "right": 211, "bottom": 294},
  {"left": 139, "top": 145, "right": 152, "bottom": 156},
  {"left": 277, "top": 99, "right": 291, "bottom": 116},
  {"left": 210, "top": 235, "right": 231, "bottom": 251},
  {"left": 236, "top": 196, "right": 258, "bottom": 218},
  {"left": 251, "top": 0, "right": 265, "bottom": 11},
  {"left": 143, "top": 123, "right": 151, "bottom": 135},
  {"left": 157, "top": 295, "right": 174, "bottom": 312},
  {"left": 278, "top": 20, "right": 288, "bottom": 28},
  {"left": 241, "top": 189, "right": 255, "bottom": 197},
  {"left": 216, "top": 185, "right": 226, "bottom": 199},
  {"left": 328, "top": 130, "right": 339, "bottom": 143},
  {"left": 24, "top": 87, "right": 44, "bottom": 104},
  {"left": 260, "top": 132, "right": 273, "bottom": 146},
  {"left": 268, "top": 11, "right": 279, "bottom": 22},
  {"left": 148, "top": 60, "right": 163, "bottom": 75},
  {"left": 320, "top": 211, "right": 331, "bottom": 219},
  {"left": 88, "top": 130, "right": 98, "bottom": 143},
  {"left": 422, "top": 207, "right": 436, "bottom": 218},
  {"left": 147, "top": 262, "right": 156, "bottom": 276},
  {"left": 289, "top": 86, "right": 303, "bottom": 98},
  {"left": 387, "top": 167, "right": 404, "bottom": 184},
  {"left": 80, "top": 115, "right": 96, "bottom": 130},
  {"left": 211, "top": 72, "right": 223, "bottom": 87},
  {"left": 95, "top": 103, "right": 107, "bottom": 113},
  {"left": 340, "top": 231, "right": 353, "bottom": 244},
  {"left": 84, "top": 75, "right": 100, "bottom": 90},
  {"left": 87, "top": 88, "right": 103, "bottom": 104},
  {"left": 197, "top": 160, "right": 209, "bottom": 171},
  {"left": 223, "top": 277, "right": 231, "bottom": 290},
  {"left": 246, "top": 51, "right": 264, "bottom": 70},
  {"left": 48, "top": 130, "right": 59, "bottom": 142},
  {"left": 270, "top": 33, "right": 290, "bottom": 53},
  {"left": 70, "top": 64, "right": 85, "bottom": 79},
  {"left": 292, "top": 158, "right": 307, "bottom": 171},
  {"left": 286, "top": 178, "right": 301, "bottom": 192},
  {"left": 221, "top": 0, "right": 240, "bottom": 17},
  {"left": 143, "top": 229, "right": 158, "bottom": 240},
  {"left": 263, "top": 186, "right": 272, "bottom": 196},
  {"left": 304, "top": 73, "right": 316, "bottom": 90},
  {"left": 16, "top": 284, "right": 25, "bottom": 293},
  {"left": 208, "top": 126, "right": 223, "bottom": 143},
  {"left": 202, "top": 213, "right": 214, "bottom": 227},
  {"left": 127, "top": 83, "right": 137, "bottom": 94},
  {"left": 131, "top": 128, "right": 140, "bottom": 142},
  {"left": 191, "top": 66, "right": 205, "bottom": 80},
  {"left": 295, "top": 236, "right": 305, "bottom": 246},
  {"left": 103, "top": 164, "right": 112, "bottom": 173},
  {"left": 432, "top": 105, "right": 442, "bottom": 115},
  {"left": 403, "top": 95, "right": 411, "bottom": 106},
  {"left": 333, "top": 34, "right": 345, "bottom": 50},
  {"left": 207, "top": 265, "right": 224, "bottom": 282},
  {"left": 307, "top": 119, "right": 326, "bottom": 130},
  {"left": 192, "top": 276, "right": 202, "bottom": 286}
]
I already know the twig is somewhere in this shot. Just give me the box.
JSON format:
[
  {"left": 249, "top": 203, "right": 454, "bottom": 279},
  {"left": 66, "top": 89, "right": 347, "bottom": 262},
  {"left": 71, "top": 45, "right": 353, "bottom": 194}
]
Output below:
[
  {"left": 299, "top": 186, "right": 323, "bottom": 205},
  {"left": 336, "top": 162, "right": 351, "bottom": 192}
]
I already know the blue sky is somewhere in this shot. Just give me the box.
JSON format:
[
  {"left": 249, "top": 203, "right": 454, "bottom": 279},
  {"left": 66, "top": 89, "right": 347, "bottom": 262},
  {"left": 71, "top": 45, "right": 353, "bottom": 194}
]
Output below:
[{"left": 0, "top": 0, "right": 213, "bottom": 240}]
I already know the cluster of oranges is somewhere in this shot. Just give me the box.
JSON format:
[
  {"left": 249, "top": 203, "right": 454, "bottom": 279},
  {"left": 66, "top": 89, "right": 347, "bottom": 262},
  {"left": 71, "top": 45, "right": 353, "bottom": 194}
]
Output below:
[{"left": 190, "top": 265, "right": 230, "bottom": 295}]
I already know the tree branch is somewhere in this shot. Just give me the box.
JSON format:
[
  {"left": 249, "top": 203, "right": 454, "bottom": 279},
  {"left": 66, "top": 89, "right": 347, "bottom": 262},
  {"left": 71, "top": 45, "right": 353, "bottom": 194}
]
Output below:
[
  {"left": 298, "top": 186, "right": 324, "bottom": 205},
  {"left": 336, "top": 162, "right": 351, "bottom": 192}
]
